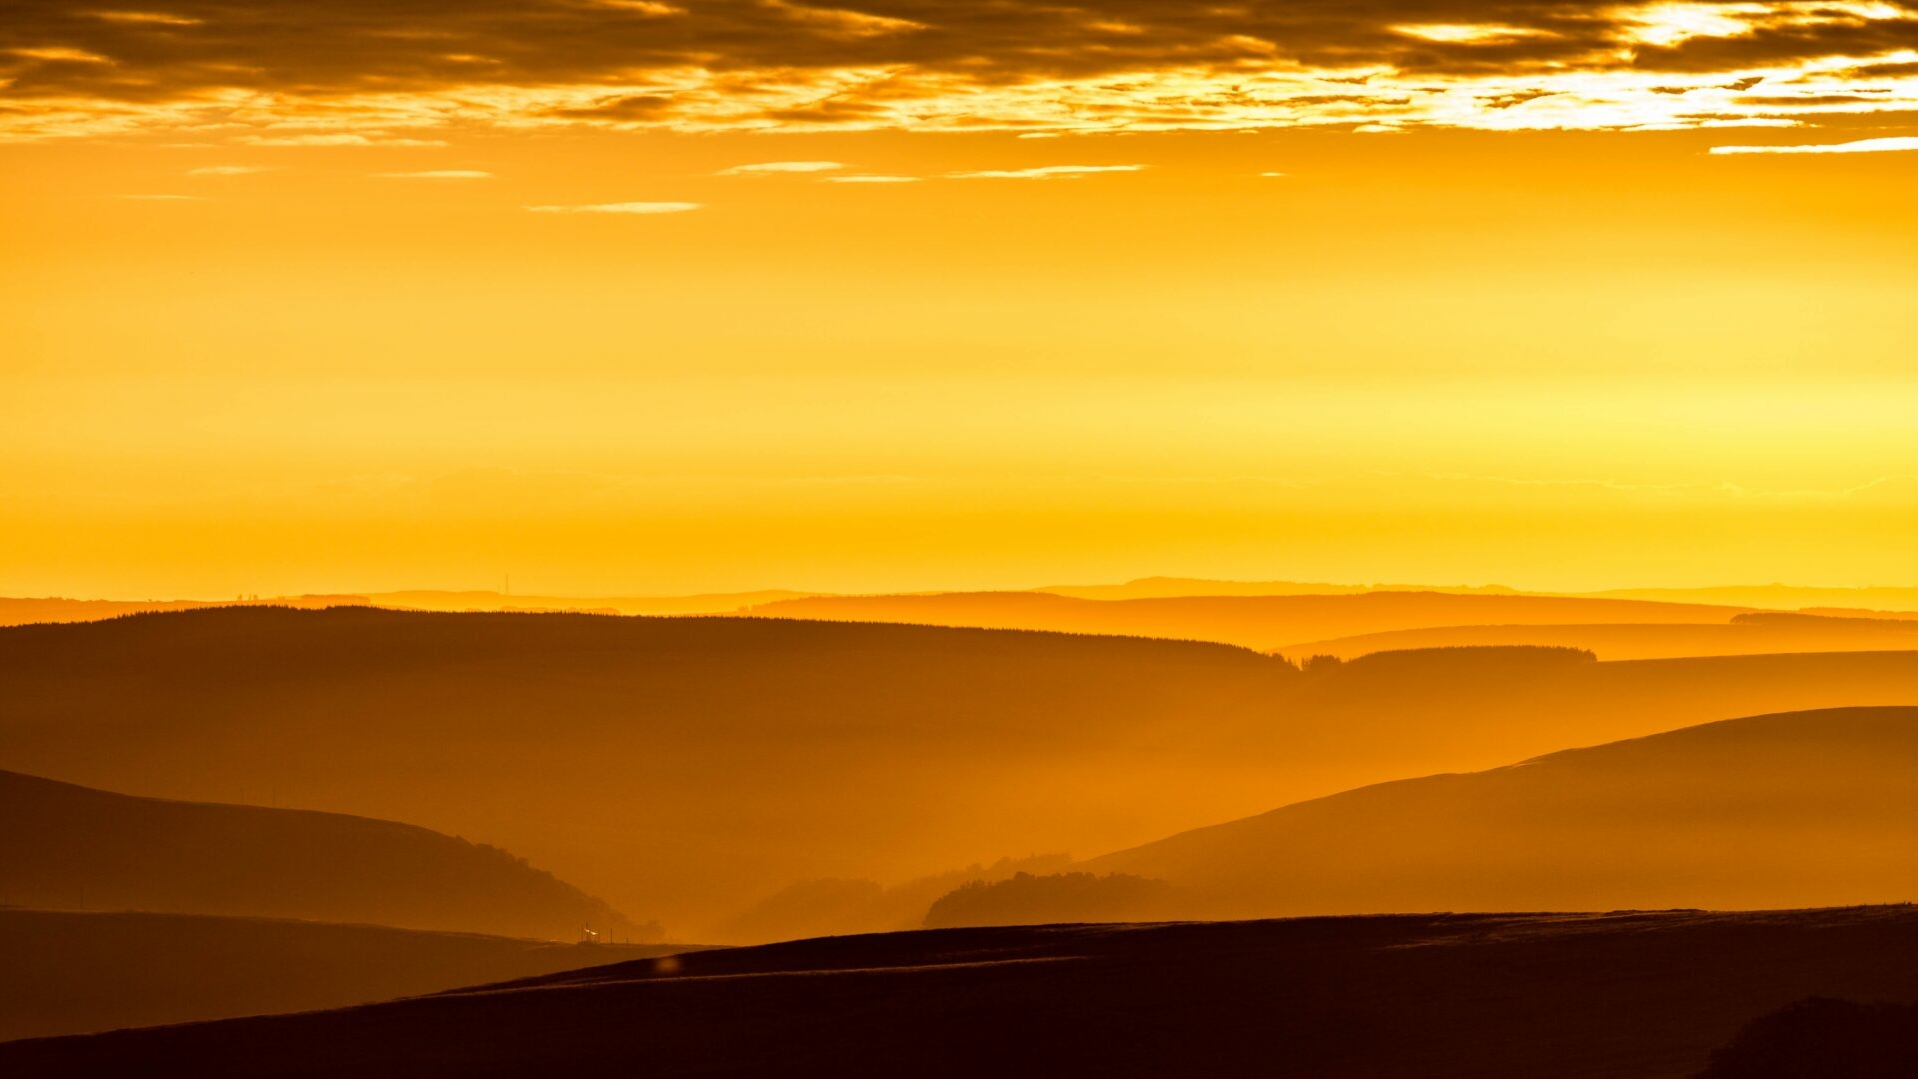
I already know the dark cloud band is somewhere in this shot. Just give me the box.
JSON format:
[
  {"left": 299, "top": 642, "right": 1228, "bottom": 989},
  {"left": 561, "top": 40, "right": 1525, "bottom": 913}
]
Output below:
[{"left": 3, "top": 0, "right": 1917, "bottom": 137}]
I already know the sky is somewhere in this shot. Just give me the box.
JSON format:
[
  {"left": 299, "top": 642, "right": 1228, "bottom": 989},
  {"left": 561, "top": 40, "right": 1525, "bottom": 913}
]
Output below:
[{"left": 3, "top": 0, "right": 1918, "bottom": 598}]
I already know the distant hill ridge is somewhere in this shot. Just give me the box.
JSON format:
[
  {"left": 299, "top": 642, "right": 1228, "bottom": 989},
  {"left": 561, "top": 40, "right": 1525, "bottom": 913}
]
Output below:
[
  {"left": 1082, "top": 705, "right": 1918, "bottom": 918},
  {"left": 0, "top": 769, "right": 646, "bottom": 942},
  {"left": 8, "top": 608, "right": 1918, "bottom": 940}
]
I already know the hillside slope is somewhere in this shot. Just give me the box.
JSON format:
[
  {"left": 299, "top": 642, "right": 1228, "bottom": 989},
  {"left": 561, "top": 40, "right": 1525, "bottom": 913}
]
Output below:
[
  {"left": 0, "top": 607, "right": 1296, "bottom": 934},
  {"left": 1090, "top": 706, "right": 1918, "bottom": 917},
  {"left": 6, "top": 609, "right": 1918, "bottom": 939},
  {"left": 0, "top": 910, "right": 690, "bottom": 1042},
  {"left": 0, "top": 770, "right": 640, "bottom": 941},
  {"left": 746, "top": 590, "right": 1754, "bottom": 651},
  {"left": 7, "top": 908, "right": 1918, "bottom": 1078}
]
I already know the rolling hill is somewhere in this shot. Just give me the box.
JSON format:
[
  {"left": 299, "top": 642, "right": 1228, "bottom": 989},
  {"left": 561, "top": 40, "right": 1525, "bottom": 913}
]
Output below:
[
  {"left": 0, "top": 909, "right": 692, "bottom": 1042},
  {"left": 6, "top": 907, "right": 1918, "bottom": 1077},
  {"left": 1277, "top": 612, "right": 1918, "bottom": 662},
  {"left": 744, "top": 589, "right": 1756, "bottom": 651},
  {"left": 0, "top": 769, "right": 642, "bottom": 941},
  {"left": 6, "top": 608, "right": 1918, "bottom": 940},
  {"left": 0, "top": 607, "right": 1297, "bottom": 935},
  {"left": 1085, "top": 706, "right": 1918, "bottom": 918}
]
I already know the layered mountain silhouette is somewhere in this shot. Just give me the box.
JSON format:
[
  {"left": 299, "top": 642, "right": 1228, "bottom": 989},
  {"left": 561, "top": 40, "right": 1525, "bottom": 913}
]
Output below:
[
  {"left": 1279, "top": 611, "right": 1918, "bottom": 662},
  {"left": 8, "top": 907, "right": 1918, "bottom": 1077},
  {"left": 713, "top": 855, "right": 1071, "bottom": 944},
  {"left": 0, "top": 589, "right": 819, "bottom": 627},
  {"left": 744, "top": 589, "right": 1757, "bottom": 651},
  {"left": 0, "top": 607, "right": 1294, "bottom": 934},
  {"left": 0, "top": 770, "right": 643, "bottom": 941},
  {"left": 6, "top": 608, "right": 1918, "bottom": 939},
  {"left": 922, "top": 871, "right": 1177, "bottom": 928},
  {"left": 0, "top": 909, "right": 693, "bottom": 1042},
  {"left": 1075, "top": 706, "right": 1918, "bottom": 919}
]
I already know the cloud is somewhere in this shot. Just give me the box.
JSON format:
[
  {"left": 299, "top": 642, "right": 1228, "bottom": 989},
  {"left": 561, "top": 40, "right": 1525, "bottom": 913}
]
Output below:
[
  {"left": 5, "top": 0, "right": 1918, "bottom": 140},
  {"left": 90, "top": 12, "right": 203, "bottom": 26},
  {"left": 718, "top": 160, "right": 843, "bottom": 175},
  {"left": 375, "top": 169, "right": 494, "bottom": 179},
  {"left": 525, "top": 201, "right": 701, "bottom": 214},
  {"left": 1710, "top": 134, "right": 1918, "bottom": 153},
  {"left": 947, "top": 164, "right": 1148, "bottom": 179},
  {"left": 186, "top": 164, "right": 275, "bottom": 176},
  {"left": 823, "top": 174, "right": 920, "bottom": 183},
  {"left": 1393, "top": 24, "right": 1558, "bottom": 45},
  {"left": 235, "top": 134, "right": 448, "bottom": 148}
]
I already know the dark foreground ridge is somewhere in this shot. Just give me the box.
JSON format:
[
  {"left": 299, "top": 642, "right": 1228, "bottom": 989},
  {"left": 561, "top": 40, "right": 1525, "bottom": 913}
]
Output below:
[
  {"left": 6, "top": 906, "right": 1918, "bottom": 1078},
  {"left": 0, "top": 910, "right": 695, "bottom": 1042}
]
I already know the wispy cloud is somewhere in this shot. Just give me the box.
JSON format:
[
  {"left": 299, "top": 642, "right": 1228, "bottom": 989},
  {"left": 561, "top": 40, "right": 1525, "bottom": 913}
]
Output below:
[
  {"left": 591, "top": 1, "right": 684, "bottom": 15},
  {"left": 1710, "top": 136, "right": 1918, "bottom": 155},
  {"left": 90, "top": 11, "right": 202, "bottom": 26},
  {"left": 9, "top": 46, "right": 111, "bottom": 63},
  {"left": 187, "top": 164, "right": 275, "bottom": 176},
  {"left": 375, "top": 169, "right": 493, "bottom": 179},
  {"left": 947, "top": 165, "right": 1147, "bottom": 180},
  {"left": 719, "top": 161, "right": 843, "bottom": 175},
  {"left": 236, "top": 134, "right": 447, "bottom": 148},
  {"left": 525, "top": 201, "right": 700, "bottom": 214},
  {"left": 823, "top": 174, "right": 921, "bottom": 184}
]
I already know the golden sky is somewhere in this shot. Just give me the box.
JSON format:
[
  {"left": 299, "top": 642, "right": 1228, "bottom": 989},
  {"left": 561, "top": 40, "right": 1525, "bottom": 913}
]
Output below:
[{"left": 4, "top": 1, "right": 1918, "bottom": 598}]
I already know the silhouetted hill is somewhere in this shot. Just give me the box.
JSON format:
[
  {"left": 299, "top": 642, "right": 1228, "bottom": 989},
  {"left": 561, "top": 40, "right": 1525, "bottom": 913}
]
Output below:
[
  {"left": 0, "top": 596, "right": 355, "bottom": 627},
  {"left": 1034, "top": 577, "right": 1524, "bottom": 600},
  {"left": 0, "top": 590, "right": 820, "bottom": 627},
  {"left": 0, "top": 607, "right": 1295, "bottom": 936},
  {"left": 922, "top": 871, "right": 1177, "bottom": 928},
  {"left": 1280, "top": 612, "right": 1918, "bottom": 662},
  {"left": 0, "top": 909, "right": 695, "bottom": 1042},
  {"left": 1586, "top": 584, "right": 1918, "bottom": 614},
  {"left": 714, "top": 855, "right": 1071, "bottom": 943},
  {"left": 1697, "top": 997, "right": 1918, "bottom": 1078},
  {"left": 0, "top": 769, "right": 644, "bottom": 941},
  {"left": 1090, "top": 707, "right": 1918, "bottom": 917},
  {"left": 747, "top": 590, "right": 1753, "bottom": 651},
  {"left": 370, "top": 589, "right": 819, "bottom": 615},
  {"left": 6, "top": 608, "right": 1917, "bottom": 939},
  {"left": 7, "top": 907, "right": 1918, "bottom": 1077}
]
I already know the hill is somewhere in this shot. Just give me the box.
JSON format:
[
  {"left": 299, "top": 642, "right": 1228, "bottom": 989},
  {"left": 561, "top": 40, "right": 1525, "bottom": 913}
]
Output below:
[
  {"left": 1033, "top": 577, "right": 1525, "bottom": 600},
  {"left": 1087, "top": 707, "right": 1918, "bottom": 918},
  {"left": 6, "top": 907, "right": 1918, "bottom": 1077},
  {"left": 0, "top": 909, "right": 692, "bottom": 1042},
  {"left": 5, "top": 609, "right": 1917, "bottom": 939},
  {"left": 1277, "top": 612, "right": 1918, "bottom": 662},
  {"left": 0, "top": 589, "right": 818, "bottom": 627},
  {"left": 0, "top": 607, "right": 1296, "bottom": 935},
  {"left": 0, "top": 770, "right": 642, "bottom": 941},
  {"left": 745, "top": 590, "right": 1754, "bottom": 651}
]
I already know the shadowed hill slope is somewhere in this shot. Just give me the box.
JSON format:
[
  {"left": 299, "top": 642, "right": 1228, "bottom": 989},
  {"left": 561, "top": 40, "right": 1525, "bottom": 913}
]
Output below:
[
  {"left": 7, "top": 907, "right": 1918, "bottom": 1078},
  {"left": 0, "top": 770, "right": 640, "bottom": 941},
  {"left": 745, "top": 590, "right": 1755, "bottom": 651},
  {"left": 0, "top": 910, "right": 692, "bottom": 1043},
  {"left": 5, "top": 609, "right": 1918, "bottom": 939},
  {"left": 1089, "top": 707, "right": 1918, "bottom": 918},
  {"left": 0, "top": 607, "right": 1297, "bottom": 935}
]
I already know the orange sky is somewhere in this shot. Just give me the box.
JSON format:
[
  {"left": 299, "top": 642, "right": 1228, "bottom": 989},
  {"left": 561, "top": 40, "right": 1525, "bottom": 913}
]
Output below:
[{"left": 4, "top": 2, "right": 1918, "bottom": 598}]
